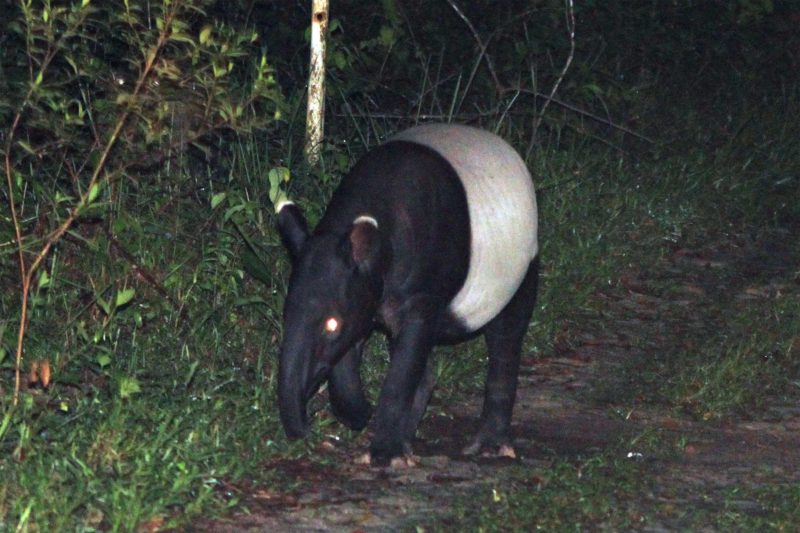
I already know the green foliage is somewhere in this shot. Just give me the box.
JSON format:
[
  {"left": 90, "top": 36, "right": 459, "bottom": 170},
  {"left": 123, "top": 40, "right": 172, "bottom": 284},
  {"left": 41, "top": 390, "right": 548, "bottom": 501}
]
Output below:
[
  {"left": 0, "top": 0, "right": 286, "bottom": 388},
  {"left": 0, "top": 0, "right": 285, "bottom": 267}
]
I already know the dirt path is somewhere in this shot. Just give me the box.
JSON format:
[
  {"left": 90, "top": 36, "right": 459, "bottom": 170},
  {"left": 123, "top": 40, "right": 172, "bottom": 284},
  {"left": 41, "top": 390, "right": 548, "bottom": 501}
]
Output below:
[{"left": 201, "top": 230, "right": 800, "bottom": 531}]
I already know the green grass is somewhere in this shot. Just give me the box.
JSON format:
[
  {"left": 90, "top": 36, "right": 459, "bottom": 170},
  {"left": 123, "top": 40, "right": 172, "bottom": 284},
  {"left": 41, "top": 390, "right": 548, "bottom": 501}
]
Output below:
[
  {"left": 716, "top": 483, "right": 800, "bottom": 532},
  {"left": 438, "top": 454, "right": 645, "bottom": 532},
  {"left": 439, "top": 441, "right": 798, "bottom": 531}
]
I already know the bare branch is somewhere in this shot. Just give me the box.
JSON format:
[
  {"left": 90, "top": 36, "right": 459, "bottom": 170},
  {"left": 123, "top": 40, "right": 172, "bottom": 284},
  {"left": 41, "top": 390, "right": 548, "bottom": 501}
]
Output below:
[
  {"left": 444, "top": 0, "right": 503, "bottom": 95},
  {"left": 531, "top": 0, "right": 576, "bottom": 149}
]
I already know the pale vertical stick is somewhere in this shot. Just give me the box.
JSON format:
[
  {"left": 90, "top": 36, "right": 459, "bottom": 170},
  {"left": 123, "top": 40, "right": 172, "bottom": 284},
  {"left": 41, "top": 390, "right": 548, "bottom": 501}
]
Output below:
[{"left": 305, "top": 0, "right": 329, "bottom": 166}]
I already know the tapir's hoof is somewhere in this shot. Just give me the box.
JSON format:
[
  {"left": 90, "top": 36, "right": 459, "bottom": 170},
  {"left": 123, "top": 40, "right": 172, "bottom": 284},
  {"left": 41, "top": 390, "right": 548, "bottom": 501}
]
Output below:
[
  {"left": 390, "top": 454, "right": 418, "bottom": 469},
  {"left": 463, "top": 440, "right": 516, "bottom": 459},
  {"left": 354, "top": 452, "right": 372, "bottom": 465},
  {"left": 494, "top": 444, "right": 517, "bottom": 459},
  {"left": 353, "top": 452, "right": 419, "bottom": 468}
]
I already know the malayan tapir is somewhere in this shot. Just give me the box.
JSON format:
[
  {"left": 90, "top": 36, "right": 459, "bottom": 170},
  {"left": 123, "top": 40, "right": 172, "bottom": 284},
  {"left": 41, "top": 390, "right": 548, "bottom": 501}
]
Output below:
[{"left": 275, "top": 123, "right": 538, "bottom": 466}]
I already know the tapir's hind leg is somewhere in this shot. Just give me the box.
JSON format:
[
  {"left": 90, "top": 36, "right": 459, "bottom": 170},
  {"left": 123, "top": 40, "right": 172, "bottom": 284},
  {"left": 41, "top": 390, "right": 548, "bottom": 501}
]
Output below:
[
  {"left": 464, "top": 257, "right": 539, "bottom": 456},
  {"left": 328, "top": 340, "right": 372, "bottom": 430}
]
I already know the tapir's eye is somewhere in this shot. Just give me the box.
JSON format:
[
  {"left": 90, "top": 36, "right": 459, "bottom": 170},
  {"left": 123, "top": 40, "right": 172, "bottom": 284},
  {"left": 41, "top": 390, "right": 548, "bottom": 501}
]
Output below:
[{"left": 323, "top": 316, "right": 340, "bottom": 336}]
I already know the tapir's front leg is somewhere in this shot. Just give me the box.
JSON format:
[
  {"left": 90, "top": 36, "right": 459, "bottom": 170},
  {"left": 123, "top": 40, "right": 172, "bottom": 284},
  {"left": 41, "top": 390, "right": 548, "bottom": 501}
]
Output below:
[
  {"left": 328, "top": 340, "right": 372, "bottom": 431},
  {"left": 401, "top": 359, "right": 435, "bottom": 455},
  {"left": 370, "top": 316, "right": 434, "bottom": 466}
]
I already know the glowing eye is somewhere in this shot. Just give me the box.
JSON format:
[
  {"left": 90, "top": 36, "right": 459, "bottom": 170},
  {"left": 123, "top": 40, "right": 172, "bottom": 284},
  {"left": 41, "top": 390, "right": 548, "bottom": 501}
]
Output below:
[{"left": 324, "top": 317, "right": 339, "bottom": 334}]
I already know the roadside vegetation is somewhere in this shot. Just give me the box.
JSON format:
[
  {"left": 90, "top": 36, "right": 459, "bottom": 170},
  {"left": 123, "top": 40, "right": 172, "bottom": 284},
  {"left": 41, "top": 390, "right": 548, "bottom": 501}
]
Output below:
[{"left": 2, "top": 0, "right": 799, "bottom": 530}]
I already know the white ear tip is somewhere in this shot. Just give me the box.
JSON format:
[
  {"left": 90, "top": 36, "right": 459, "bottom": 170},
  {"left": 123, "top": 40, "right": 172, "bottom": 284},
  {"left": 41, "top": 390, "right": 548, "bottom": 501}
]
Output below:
[
  {"left": 275, "top": 199, "right": 294, "bottom": 213},
  {"left": 353, "top": 215, "right": 378, "bottom": 229}
]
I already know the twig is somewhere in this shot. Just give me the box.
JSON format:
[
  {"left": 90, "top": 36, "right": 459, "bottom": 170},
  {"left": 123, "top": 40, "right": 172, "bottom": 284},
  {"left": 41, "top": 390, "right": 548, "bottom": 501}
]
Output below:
[
  {"left": 531, "top": 0, "right": 576, "bottom": 151},
  {"left": 332, "top": 96, "right": 654, "bottom": 145},
  {"left": 5, "top": 6, "right": 94, "bottom": 406},
  {"left": 444, "top": 0, "right": 503, "bottom": 95},
  {"left": 521, "top": 90, "right": 654, "bottom": 143}
]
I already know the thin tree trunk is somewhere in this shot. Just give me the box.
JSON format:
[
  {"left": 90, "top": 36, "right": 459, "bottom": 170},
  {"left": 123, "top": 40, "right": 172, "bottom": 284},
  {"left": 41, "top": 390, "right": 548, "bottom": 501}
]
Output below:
[{"left": 305, "top": 0, "right": 329, "bottom": 166}]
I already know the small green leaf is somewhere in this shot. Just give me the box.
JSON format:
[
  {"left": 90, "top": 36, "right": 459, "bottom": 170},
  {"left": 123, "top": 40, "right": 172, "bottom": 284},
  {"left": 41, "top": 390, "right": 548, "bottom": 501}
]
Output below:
[
  {"left": 35, "top": 70, "right": 43, "bottom": 86},
  {"left": 119, "top": 376, "right": 141, "bottom": 399},
  {"left": 268, "top": 167, "right": 291, "bottom": 208},
  {"left": 184, "top": 360, "right": 200, "bottom": 387},
  {"left": 333, "top": 50, "right": 347, "bottom": 70},
  {"left": 64, "top": 56, "right": 80, "bottom": 74},
  {"left": 38, "top": 271, "right": 50, "bottom": 289},
  {"left": 583, "top": 83, "right": 604, "bottom": 96},
  {"left": 17, "top": 141, "right": 36, "bottom": 156},
  {"left": 211, "top": 192, "right": 227, "bottom": 209},
  {"left": 115, "top": 288, "right": 135, "bottom": 307},
  {"left": 242, "top": 248, "right": 271, "bottom": 285},
  {"left": 268, "top": 166, "right": 290, "bottom": 187},
  {"left": 88, "top": 182, "right": 101, "bottom": 204},
  {"left": 97, "top": 297, "right": 110, "bottom": 317},
  {"left": 170, "top": 31, "right": 195, "bottom": 45},
  {"left": 212, "top": 62, "right": 225, "bottom": 78},
  {"left": 97, "top": 354, "right": 111, "bottom": 368},
  {"left": 199, "top": 25, "right": 212, "bottom": 44},
  {"left": 81, "top": 0, "right": 91, "bottom": 8},
  {"left": 379, "top": 26, "right": 396, "bottom": 46},
  {"left": 223, "top": 203, "right": 245, "bottom": 222}
]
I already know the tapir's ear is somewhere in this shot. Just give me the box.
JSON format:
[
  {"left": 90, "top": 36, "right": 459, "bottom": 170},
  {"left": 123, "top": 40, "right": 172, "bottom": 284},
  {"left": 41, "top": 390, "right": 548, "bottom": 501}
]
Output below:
[
  {"left": 276, "top": 202, "right": 309, "bottom": 260},
  {"left": 348, "top": 216, "right": 381, "bottom": 274}
]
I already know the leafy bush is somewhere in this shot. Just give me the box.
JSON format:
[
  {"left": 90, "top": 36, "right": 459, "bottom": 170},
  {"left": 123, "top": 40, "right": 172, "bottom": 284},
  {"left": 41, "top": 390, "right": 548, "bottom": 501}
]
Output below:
[{"left": 1, "top": 0, "right": 284, "bottom": 397}]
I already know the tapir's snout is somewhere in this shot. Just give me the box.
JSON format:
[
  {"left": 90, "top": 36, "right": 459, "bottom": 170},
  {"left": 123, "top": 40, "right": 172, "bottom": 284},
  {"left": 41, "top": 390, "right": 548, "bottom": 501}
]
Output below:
[
  {"left": 278, "top": 399, "right": 308, "bottom": 439},
  {"left": 277, "top": 331, "right": 332, "bottom": 439}
]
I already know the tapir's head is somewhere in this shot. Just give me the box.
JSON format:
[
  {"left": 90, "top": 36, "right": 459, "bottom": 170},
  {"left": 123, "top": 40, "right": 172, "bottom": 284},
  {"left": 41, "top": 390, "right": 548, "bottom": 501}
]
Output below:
[{"left": 276, "top": 202, "right": 384, "bottom": 438}]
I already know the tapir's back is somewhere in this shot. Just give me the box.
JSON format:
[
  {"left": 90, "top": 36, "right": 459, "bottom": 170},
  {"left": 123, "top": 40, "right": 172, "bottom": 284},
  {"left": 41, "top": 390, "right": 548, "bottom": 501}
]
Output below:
[{"left": 392, "top": 124, "right": 538, "bottom": 331}]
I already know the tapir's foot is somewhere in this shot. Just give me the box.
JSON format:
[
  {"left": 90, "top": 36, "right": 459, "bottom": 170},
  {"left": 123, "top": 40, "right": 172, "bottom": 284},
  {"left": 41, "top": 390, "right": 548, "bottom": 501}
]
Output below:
[
  {"left": 390, "top": 454, "right": 418, "bottom": 468},
  {"left": 367, "top": 438, "right": 405, "bottom": 467},
  {"left": 494, "top": 444, "right": 517, "bottom": 459},
  {"left": 354, "top": 451, "right": 419, "bottom": 468},
  {"left": 463, "top": 441, "right": 517, "bottom": 459},
  {"left": 354, "top": 452, "right": 372, "bottom": 465},
  {"left": 463, "top": 431, "right": 516, "bottom": 459}
]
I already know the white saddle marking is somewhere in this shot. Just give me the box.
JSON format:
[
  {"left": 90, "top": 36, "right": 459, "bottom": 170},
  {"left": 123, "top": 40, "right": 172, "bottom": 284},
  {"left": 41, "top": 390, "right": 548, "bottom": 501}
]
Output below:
[{"left": 392, "top": 124, "right": 538, "bottom": 331}]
